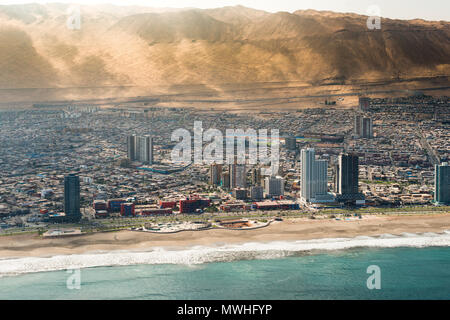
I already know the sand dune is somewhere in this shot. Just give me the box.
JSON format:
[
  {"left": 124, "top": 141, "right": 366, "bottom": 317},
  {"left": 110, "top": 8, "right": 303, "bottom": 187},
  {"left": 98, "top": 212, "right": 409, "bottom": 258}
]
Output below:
[{"left": 0, "top": 4, "right": 448, "bottom": 94}]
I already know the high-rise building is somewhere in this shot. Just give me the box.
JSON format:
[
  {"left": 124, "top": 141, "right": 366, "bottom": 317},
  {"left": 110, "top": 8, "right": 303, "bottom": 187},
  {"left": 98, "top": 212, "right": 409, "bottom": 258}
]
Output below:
[
  {"left": 361, "top": 117, "right": 373, "bottom": 138},
  {"left": 230, "top": 164, "right": 246, "bottom": 189},
  {"left": 128, "top": 135, "right": 153, "bottom": 164},
  {"left": 354, "top": 115, "right": 373, "bottom": 138},
  {"left": 435, "top": 163, "right": 450, "bottom": 205},
  {"left": 354, "top": 115, "right": 362, "bottom": 137},
  {"left": 137, "top": 136, "right": 153, "bottom": 164},
  {"left": 64, "top": 174, "right": 81, "bottom": 222},
  {"left": 300, "top": 148, "right": 316, "bottom": 202},
  {"left": 209, "top": 163, "right": 222, "bottom": 185},
  {"left": 127, "top": 135, "right": 137, "bottom": 161},
  {"left": 229, "top": 164, "right": 236, "bottom": 188},
  {"left": 265, "top": 176, "right": 285, "bottom": 197},
  {"left": 251, "top": 168, "right": 261, "bottom": 186},
  {"left": 236, "top": 165, "right": 246, "bottom": 188},
  {"left": 336, "top": 153, "right": 359, "bottom": 195},
  {"left": 300, "top": 148, "right": 333, "bottom": 203},
  {"left": 221, "top": 172, "right": 230, "bottom": 189},
  {"left": 314, "top": 160, "right": 328, "bottom": 195},
  {"left": 285, "top": 137, "right": 297, "bottom": 151}
]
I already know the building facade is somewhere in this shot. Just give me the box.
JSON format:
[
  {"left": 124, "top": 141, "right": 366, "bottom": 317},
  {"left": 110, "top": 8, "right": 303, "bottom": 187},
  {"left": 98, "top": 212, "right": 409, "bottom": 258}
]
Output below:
[
  {"left": 64, "top": 174, "right": 81, "bottom": 222},
  {"left": 354, "top": 115, "right": 362, "bottom": 137},
  {"left": 251, "top": 168, "right": 261, "bottom": 186},
  {"left": 209, "top": 163, "right": 222, "bottom": 185},
  {"left": 221, "top": 172, "right": 230, "bottom": 189},
  {"left": 250, "top": 186, "right": 264, "bottom": 201},
  {"left": 127, "top": 135, "right": 137, "bottom": 161},
  {"left": 435, "top": 163, "right": 450, "bottom": 204},
  {"left": 334, "top": 153, "right": 365, "bottom": 204},
  {"left": 127, "top": 135, "right": 153, "bottom": 164},
  {"left": 354, "top": 115, "right": 373, "bottom": 138},
  {"left": 361, "top": 117, "right": 373, "bottom": 138},
  {"left": 285, "top": 137, "right": 297, "bottom": 151},
  {"left": 336, "top": 153, "right": 359, "bottom": 195},
  {"left": 300, "top": 148, "right": 332, "bottom": 203},
  {"left": 264, "top": 176, "right": 285, "bottom": 197},
  {"left": 230, "top": 164, "right": 246, "bottom": 189},
  {"left": 233, "top": 188, "right": 248, "bottom": 200}
]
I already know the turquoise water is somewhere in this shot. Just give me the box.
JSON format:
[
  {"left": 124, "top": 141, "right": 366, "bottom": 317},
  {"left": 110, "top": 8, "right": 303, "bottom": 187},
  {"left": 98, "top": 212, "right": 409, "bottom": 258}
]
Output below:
[{"left": 1, "top": 247, "right": 449, "bottom": 300}]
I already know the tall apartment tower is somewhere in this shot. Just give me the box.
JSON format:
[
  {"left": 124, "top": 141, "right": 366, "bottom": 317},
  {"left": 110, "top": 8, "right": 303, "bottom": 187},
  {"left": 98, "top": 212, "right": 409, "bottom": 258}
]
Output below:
[
  {"left": 300, "top": 148, "right": 329, "bottom": 202},
  {"left": 137, "top": 136, "right": 153, "bottom": 164},
  {"left": 354, "top": 116, "right": 373, "bottom": 138},
  {"left": 229, "top": 164, "right": 236, "bottom": 189},
  {"left": 127, "top": 135, "right": 137, "bottom": 161},
  {"left": 354, "top": 115, "right": 362, "bottom": 137},
  {"left": 251, "top": 168, "right": 261, "bottom": 186},
  {"left": 435, "top": 163, "right": 450, "bottom": 205},
  {"left": 64, "top": 174, "right": 81, "bottom": 222},
  {"left": 336, "top": 153, "right": 359, "bottom": 195},
  {"left": 221, "top": 172, "right": 230, "bottom": 189},
  {"left": 127, "top": 135, "right": 153, "bottom": 164},
  {"left": 361, "top": 117, "right": 373, "bottom": 138},
  {"left": 229, "top": 164, "right": 246, "bottom": 189},
  {"left": 314, "top": 160, "right": 329, "bottom": 195},
  {"left": 209, "top": 163, "right": 222, "bottom": 185},
  {"left": 301, "top": 148, "right": 316, "bottom": 202},
  {"left": 235, "top": 165, "right": 247, "bottom": 189}
]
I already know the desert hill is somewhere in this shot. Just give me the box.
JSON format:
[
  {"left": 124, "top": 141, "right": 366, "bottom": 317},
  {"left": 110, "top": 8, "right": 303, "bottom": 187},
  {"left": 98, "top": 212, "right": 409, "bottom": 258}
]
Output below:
[{"left": 0, "top": 4, "right": 448, "bottom": 93}]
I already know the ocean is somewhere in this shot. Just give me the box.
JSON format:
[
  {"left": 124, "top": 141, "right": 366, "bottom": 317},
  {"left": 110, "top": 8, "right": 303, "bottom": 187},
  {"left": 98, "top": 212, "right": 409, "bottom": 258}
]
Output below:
[{"left": 1, "top": 232, "right": 450, "bottom": 300}]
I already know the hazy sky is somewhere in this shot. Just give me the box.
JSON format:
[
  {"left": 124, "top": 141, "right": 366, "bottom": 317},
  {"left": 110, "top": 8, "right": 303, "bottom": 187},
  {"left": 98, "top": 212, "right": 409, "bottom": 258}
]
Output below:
[{"left": 2, "top": 0, "right": 449, "bottom": 21}]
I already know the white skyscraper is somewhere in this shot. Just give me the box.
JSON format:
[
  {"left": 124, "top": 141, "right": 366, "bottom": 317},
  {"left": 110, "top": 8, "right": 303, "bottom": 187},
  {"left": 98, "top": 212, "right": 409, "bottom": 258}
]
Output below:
[
  {"left": 301, "top": 148, "right": 316, "bottom": 202},
  {"left": 300, "top": 148, "right": 332, "bottom": 203}
]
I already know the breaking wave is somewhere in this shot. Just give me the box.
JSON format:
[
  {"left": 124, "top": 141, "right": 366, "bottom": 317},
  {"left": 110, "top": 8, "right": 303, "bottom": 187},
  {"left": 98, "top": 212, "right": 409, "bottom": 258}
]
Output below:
[{"left": 1, "top": 231, "right": 450, "bottom": 277}]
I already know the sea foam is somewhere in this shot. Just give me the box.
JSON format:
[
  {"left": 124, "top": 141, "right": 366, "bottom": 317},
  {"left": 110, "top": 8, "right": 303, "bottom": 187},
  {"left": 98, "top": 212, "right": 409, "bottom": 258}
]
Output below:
[{"left": 1, "top": 231, "right": 450, "bottom": 277}]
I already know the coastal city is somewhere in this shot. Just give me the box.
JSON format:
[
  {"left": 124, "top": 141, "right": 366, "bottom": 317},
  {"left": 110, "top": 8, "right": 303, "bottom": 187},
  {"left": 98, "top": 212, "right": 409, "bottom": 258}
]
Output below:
[
  {"left": 0, "top": 94, "right": 449, "bottom": 236},
  {"left": 1, "top": 0, "right": 450, "bottom": 304}
]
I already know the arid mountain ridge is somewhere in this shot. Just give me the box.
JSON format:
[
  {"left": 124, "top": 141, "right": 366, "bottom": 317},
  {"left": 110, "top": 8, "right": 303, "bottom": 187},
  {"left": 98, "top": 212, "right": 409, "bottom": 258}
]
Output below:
[{"left": 0, "top": 3, "right": 449, "bottom": 92}]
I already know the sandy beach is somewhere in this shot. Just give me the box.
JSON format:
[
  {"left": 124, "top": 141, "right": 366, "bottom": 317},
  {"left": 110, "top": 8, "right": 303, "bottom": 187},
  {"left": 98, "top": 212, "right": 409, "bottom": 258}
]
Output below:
[{"left": 0, "top": 214, "right": 449, "bottom": 259}]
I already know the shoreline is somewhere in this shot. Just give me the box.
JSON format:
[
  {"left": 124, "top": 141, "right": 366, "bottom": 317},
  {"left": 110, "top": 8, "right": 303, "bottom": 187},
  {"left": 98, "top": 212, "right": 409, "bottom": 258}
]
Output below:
[{"left": 0, "top": 213, "right": 449, "bottom": 260}]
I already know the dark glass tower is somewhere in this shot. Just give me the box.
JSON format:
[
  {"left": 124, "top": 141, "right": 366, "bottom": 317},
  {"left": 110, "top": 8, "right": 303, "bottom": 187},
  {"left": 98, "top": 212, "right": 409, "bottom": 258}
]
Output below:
[
  {"left": 64, "top": 174, "right": 81, "bottom": 222},
  {"left": 336, "top": 153, "right": 359, "bottom": 195},
  {"left": 435, "top": 163, "right": 450, "bottom": 205}
]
